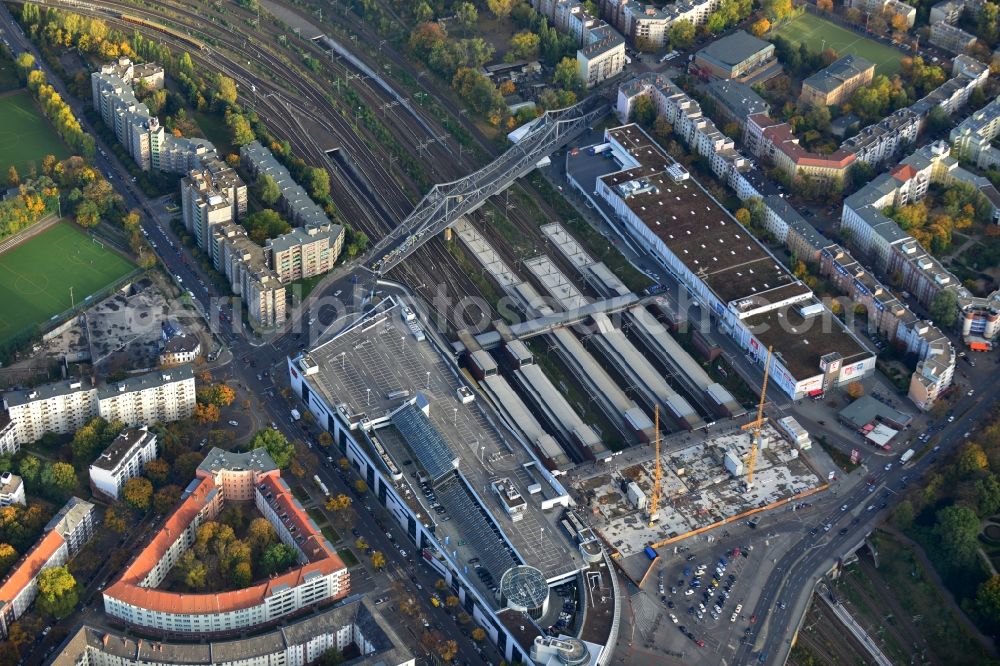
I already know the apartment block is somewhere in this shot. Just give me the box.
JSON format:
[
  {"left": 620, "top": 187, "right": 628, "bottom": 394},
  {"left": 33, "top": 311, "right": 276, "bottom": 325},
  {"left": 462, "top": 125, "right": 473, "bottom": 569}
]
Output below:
[
  {"left": 240, "top": 142, "right": 332, "bottom": 229},
  {"left": 99, "top": 56, "right": 165, "bottom": 90},
  {"left": 0, "top": 473, "right": 25, "bottom": 507},
  {"left": 0, "top": 412, "right": 17, "bottom": 456},
  {"left": 102, "top": 448, "right": 348, "bottom": 635},
  {"left": 92, "top": 60, "right": 218, "bottom": 174},
  {"left": 602, "top": 0, "right": 724, "bottom": 49},
  {"left": 930, "top": 22, "right": 977, "bottom": 54},
  {"left": 704, "top": 79, "right": 770, "bottom": 132},
  {"left": 213, "top": 223, "right": 287, "bottom": 328},
  {"left": 748, "top": 114, "right": 856, "bottom": 184},
  {"left": 841, "top": 141, "right": 1000, "bottom": 344},
  {"left": 799, "top": 55, "right": 875, "bottom": 107},
  {"left": 89, "top": 427, "right": 158, "bottom": 501},
  {"left": 266, "top": 223, "right": 345, "bottom": 283},
  {"left": 52, "top": 598, "right": 414, "bottom": 666},
  {"left": 180, "top": 161, "right": 248, "bottom": 252},
  {"left": 2, "top": 366, "right": 196, "bottom": 446},
  {"left": 951, "top": 94, "right": 1000, "bottom": 169},
  {"left": 0, "top": 498, "right": 95, "bottom": 638},
  {"left": 577, "top": 26, "right": 626, "bottom": 88}
]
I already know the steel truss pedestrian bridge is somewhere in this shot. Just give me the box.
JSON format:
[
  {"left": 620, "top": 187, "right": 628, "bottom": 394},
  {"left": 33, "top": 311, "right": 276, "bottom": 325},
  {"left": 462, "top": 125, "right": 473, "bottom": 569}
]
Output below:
[{"left": 367, "top": 99, "right": 608, "bottom": 275}]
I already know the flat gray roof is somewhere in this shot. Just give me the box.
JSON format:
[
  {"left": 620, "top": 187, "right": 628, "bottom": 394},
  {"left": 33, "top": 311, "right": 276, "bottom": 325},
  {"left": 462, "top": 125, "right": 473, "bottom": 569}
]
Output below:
[
  {"left": 197, "top": 447, "right": 278, "bottom": 475},
  {"left": 696, "top": 30, "right": 772, "bottom": 68},
  {"left": 90, "top": 427, "right": 156, "bottom": 472}
]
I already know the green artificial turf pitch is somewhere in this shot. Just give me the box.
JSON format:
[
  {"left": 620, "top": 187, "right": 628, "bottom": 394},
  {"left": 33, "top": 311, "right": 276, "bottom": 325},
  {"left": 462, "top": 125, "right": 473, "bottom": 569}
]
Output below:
[
  {"left": 771, "top": 13, "right": 904, "bottom": 76},
  {"left": 0, "top": 221, "right": 135, "bottom": 344},
  {"left": 0, "top": 89, "right": 71, "bottom": 176}
]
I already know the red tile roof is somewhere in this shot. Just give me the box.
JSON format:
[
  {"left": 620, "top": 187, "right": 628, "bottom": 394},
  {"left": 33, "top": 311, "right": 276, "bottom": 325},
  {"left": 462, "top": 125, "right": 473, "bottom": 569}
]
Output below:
[
  {"left": 104, "top": 472, "right": 346, "bottom": 616},
  {"left": 761, "top": 120, "right": 856, "bottom": 170},
  {"left": 891, "top": 164, "right": 918, "bottom": 181},
  {"left": 0, "top": 530, "right": 65, "bottom": 605}
]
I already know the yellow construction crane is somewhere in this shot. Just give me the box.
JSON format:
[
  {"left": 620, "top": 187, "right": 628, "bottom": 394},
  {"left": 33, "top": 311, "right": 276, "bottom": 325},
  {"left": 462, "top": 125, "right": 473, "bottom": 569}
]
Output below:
[
  {"left": 648, "top": 405, "right": 661, "bottom": 528},
  {"left": 741, "top": 345, "right": 773, "bottom": 490}
]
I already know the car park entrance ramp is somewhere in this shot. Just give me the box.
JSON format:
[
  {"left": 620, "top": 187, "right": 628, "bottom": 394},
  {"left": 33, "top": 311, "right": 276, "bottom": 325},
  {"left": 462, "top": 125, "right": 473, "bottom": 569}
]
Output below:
[{"left": 390, "top": 399, "right": 459, "bottom": 486}]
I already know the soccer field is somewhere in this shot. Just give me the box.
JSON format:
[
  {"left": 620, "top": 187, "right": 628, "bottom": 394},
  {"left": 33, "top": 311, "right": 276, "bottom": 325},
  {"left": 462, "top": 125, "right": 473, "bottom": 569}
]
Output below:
[
  {"left": 0, "top": 221, "right": 135, "bottom": 345},
  {"left": 0, "top": 89, "right": 71, "bottom": 176},
  {"left": 772, "top": 13, "right": 904, "bottom": 76}
]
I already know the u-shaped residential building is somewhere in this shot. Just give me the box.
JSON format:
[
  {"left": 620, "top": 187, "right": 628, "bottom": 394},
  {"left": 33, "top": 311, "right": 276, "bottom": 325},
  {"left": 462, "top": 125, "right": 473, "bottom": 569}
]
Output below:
[{"left": 102, "top": 448, "right": 349, "bottom": 635}]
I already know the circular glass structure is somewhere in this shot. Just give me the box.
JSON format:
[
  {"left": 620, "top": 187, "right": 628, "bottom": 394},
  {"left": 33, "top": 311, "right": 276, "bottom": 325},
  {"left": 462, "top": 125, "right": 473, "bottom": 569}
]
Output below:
[{"left": 499, "top": 565, "right": 549, "bottom": 619}]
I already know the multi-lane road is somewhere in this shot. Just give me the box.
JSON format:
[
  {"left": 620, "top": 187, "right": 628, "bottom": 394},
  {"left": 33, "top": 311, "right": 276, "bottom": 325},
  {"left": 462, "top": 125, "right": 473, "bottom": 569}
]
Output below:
[{"left": 739, "top": 383, "right": 999, "bottom": 665}]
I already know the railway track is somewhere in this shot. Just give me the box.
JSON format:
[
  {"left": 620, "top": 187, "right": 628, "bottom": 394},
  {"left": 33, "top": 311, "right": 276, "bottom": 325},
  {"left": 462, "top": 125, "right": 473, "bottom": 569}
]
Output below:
[{"left": 12, "top": 0, "right": 505, "bottom": 328}]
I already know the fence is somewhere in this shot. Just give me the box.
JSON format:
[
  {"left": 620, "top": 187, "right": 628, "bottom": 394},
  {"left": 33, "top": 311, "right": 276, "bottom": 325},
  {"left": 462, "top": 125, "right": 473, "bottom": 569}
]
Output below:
[{"left": 0, "top": 212, "right": 60, "bottom": 257}]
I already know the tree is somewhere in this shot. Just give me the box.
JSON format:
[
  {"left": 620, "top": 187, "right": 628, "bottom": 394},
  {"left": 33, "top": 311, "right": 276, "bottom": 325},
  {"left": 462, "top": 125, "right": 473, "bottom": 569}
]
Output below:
[
  {"left": 445, "top": 594, "right": 460, "bottom": 608},
  {"left": 472, "top": 627, "right": 487, "bottom": 642},
  {"left": 0, "top": 544, "right": 17, "bottom": 574},
  {"left": 262, "top": 542, "right": 298, "bottom": 575},
  {"left": 338, "top": 457, "right": 350, "bottom": 471},
  {"left": 197, "top": 384, "right": 237, "bottom": 408},
  {"left": 194, "top": 402, "right": 220, "bottom": 425},
  {"left": 669, "top": 20, "right": 695, "bottom": 49},
  {"left": 630, "top": 95, "right": 656, "bottom": 127},
  {"left": 435, "top": 579, "right": 448, "bottom": 591},
  {"left": 307, "top": 167, "right": 330, "bottom": 200},
  {"left": 355, "top": 537, "right": 369, "bottom": 551},
  {"left": 893, "top": 498, "right": 914, "bottom": 530},
  {"left": 929, "top": 290, "right": 958, "bottom": 329},
  {"left": 816, "top": 0, "right": 833, "bottom": 11},
  {"left": 735, "top": 208, "right": 751, "bottom": 225},
  {"left": 242, "top": 209, "right": 291, "bottom": 245},
  {"left": 248, "top": 517, "right": 276, "bottom": 553},
  {"left": 255, "top": 174, "right": 281, "bottom": 206},
  {"left": 958, "top": 443, "right": 989, "bottom": 475},
  {"left": 17, "top": 454, "right": 42, "bottom": 484},
  {"left": 250, "top": 429, "right": 295, "bottom": 468},
  {"left": 153, "top": 485, "right": 182, "bottom": 515},
  {"left": 104, "top": 504, "right": 128, "bottom": 533},
  {"left": 438, "top": 640, "right": 458, "bottom": 662},
  {"left": 40, "top": 462, "right": 77, "bottom": 500},
  {"left": 487, "top": 0, "right": 515, "bottom": 20},
  {"left": 977, "top": 575, "right": 1000, "bottom": 627},
  {"left": 317, "top": 647, "right": 346, "bottom": 666},
  {"left": 14, "top": 52, "right": 34, "bottom": 81},
  {"left": 750, "top": 18, "right": 771, "bottom": 37},
  {"left": 509, "top": 31, "right": 540, "bottom": 60},
  {"left": 123, "top": 477, "right": 153, "bottom": 511},
  {"left": 214, "top": 74, "right": 239, "bottom": 107},
  {"left": 554, "top": 57, "right": 581, "bottom": 93},
  {"left": 933, "top": 504, "right": 981, "bottom": 565},
  {"left": 846, "top": 382, "right": 865, "bottom": 400},
  {"left": 225, "top": 111, "right": 255, "bottom": 146},
  {"left": 318, "top": 431, "right": 333, "bottom": 447},
  {"left": 7, "top": 166, "right": 18, "bottom": 188},
  {"left": 174, "top": 452, "right": 203, "bottom": 482},
  {"left": 456, "top": 2, "right": 478, "bottom": 34},
  {"left": 144, "top": 459, "right": 170, "bottom": 487},
  {"left": 354, "top": 479, "right": 368, "bottom": 494},
  {"left": 326, "top": 494, "right": 352, "bottom": 511},
  {"left": 372, "top": 550, "right": 386, "bottom": 570},
  {"left": 35, "top": 566, "right": 79, "bottom": 619},
  {"left": 764, "top": 0, "right": 794, "bottom": 21}
]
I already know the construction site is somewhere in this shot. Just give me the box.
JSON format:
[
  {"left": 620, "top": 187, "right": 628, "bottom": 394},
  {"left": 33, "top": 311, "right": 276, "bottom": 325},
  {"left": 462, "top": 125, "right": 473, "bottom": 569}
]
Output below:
[{"left": 572, "top": 418, "right": 822, "bottom": 582}]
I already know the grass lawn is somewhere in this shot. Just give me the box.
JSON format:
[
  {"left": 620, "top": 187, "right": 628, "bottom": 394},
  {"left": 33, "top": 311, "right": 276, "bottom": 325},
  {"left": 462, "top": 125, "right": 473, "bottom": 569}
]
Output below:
[
  {"left": 337, "top": 547, "right": 359, "bottom": 567},
  {"left": 322, "top": 525, "right": 340, "bottom": 544},
  {"left": 0, "top": 89, "right": 71, "bottom": 175},
  {"left": 0, "top": 221, "right": 135, "bottom": 345},
  {"left": 194, "top": 111, "right": 234, "bottom": 157},
  {"left": 771, "top": 13, "right": 904, "bottom": 76}
]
